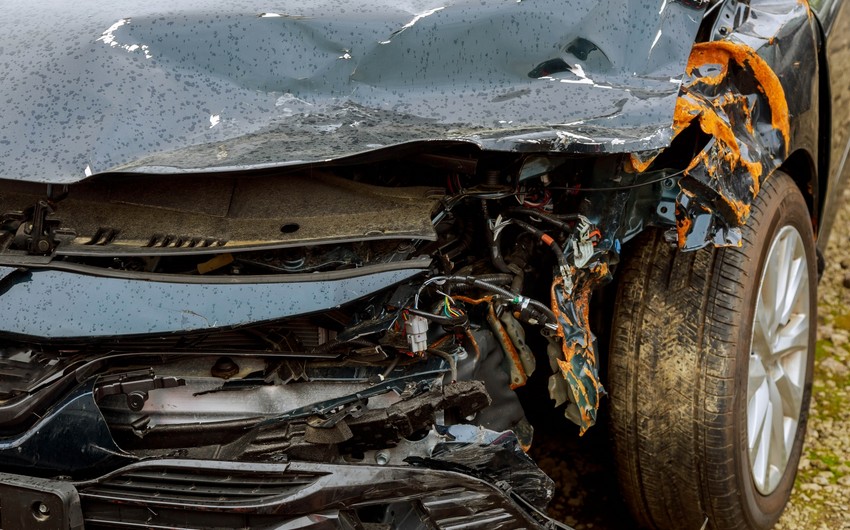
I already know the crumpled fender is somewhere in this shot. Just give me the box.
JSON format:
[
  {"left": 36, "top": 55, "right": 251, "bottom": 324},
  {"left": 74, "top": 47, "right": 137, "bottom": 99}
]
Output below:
[
  {"left": 664, "top": 0, "right": 813, "bottom": 250},
  {"left": 673, "top": 40, "right": 791, "bottom": 249}
]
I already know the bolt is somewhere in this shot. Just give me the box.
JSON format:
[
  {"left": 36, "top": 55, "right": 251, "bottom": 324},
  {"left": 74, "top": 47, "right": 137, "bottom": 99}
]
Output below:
[
  {"left": 211, "top": 356, "right": 239, "bottom": 379},
  {"left": 126, "top": 391, "right": 147, "bottom": 411},
  {"left": 33, "top": 502, "right": 50, "bottom": 520},
  {"left": 375, "top": 451, "right": 390, "bottom": 465},
  {"left": 36, "top": 239, "right": 51, "bottom": 253}
]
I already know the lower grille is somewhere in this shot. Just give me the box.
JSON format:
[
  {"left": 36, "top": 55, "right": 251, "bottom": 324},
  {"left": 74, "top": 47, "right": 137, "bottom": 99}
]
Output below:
[
  {"left": 422, "top": 489, "right": 519, "bottom": 530},
  {"left": 72, "top": 459, "right": 564, "bottom": 530},
  {"left": 77, "top": 461, "right": 321, "bottom": 509}
]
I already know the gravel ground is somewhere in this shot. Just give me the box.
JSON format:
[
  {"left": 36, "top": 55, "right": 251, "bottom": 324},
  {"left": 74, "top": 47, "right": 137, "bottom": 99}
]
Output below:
[{"left": 532, "top": 189, "right": 850, "bottom": 529}]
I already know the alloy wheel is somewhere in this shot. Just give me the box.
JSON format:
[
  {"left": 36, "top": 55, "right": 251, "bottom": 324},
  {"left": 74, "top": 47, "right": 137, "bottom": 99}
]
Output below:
[{"left": 747, "top": 225, "right": 810, "bottom": 495}]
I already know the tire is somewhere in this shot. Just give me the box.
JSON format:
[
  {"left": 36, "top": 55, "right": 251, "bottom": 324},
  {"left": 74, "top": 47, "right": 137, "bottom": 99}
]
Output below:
[{"left": 608, "top": 171, "right": 816, "bottom": 530}]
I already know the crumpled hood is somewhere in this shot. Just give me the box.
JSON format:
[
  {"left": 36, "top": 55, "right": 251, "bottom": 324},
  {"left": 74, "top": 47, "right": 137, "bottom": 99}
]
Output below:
[{"left": 0, "top": 0, "right": 705, "bottom": 184}]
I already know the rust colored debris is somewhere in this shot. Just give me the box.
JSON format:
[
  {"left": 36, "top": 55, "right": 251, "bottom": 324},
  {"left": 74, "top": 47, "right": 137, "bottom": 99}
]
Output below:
[
  {"left": 671, "top": 40, "right": 790, "bottom": 249},
  {"left": 549, "top": 262, "right": 610, "bottom": 435}
]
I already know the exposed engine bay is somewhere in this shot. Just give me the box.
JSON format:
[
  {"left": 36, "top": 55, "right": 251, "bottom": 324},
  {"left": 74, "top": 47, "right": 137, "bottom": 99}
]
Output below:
[{"left": 0, "top": 146, "right": 681, "bottom": 526}]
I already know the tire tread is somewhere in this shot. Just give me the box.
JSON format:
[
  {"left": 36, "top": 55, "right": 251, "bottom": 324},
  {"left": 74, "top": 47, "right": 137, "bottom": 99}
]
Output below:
[{"left": 608, "top": 173, "right": 814, "bottom": 530}]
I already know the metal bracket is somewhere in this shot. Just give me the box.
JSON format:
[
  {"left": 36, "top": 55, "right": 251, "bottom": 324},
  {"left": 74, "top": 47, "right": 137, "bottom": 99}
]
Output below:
[
  {"left": 711, "top": 0, "right": 751, "bottom": 40},
  {"left": 0, "top": 473, "right": 83, "bottom": 530},
  {"left": 34, "top": 201, "right": 61, "bottom": 255},
  {"left": 94, "top": 369, "right": 184, "bottom": 411},
  {"left": 307, "top": 401, "right": 367, "bottom": 429}
]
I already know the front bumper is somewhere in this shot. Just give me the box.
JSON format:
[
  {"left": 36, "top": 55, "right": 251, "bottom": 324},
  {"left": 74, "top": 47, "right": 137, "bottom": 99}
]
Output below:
[{"left": 1, "top": 459, "right": 573, "bottom": 530}]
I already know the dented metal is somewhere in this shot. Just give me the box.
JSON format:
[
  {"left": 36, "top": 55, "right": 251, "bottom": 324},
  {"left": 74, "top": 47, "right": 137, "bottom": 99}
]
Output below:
[
  {"left": 0, "top": 0, "right": 707, "bottom": 184},
  {"left": 550, "top": 264, "right": 611, "bottom": 435},
  {"left": 672, "top": 40, "right": 789, "bottom": 249},
  {"left": 640, "top": 0, "right": 816, "bottom": 251}
]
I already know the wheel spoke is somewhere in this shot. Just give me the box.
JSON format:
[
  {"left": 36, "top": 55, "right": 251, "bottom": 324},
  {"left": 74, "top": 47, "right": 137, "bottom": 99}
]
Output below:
[
  {"left": 759, "top": 257, "right": 779, "bottom": 335},
  {"left": 748, "top": 376, "right": 770, "bottom": 451},
  {"left": 774, "top": 367, "right": 803, "bottom": 419},
  {"left": 778, "top": 256, "right": 806, "bottom": 326},
  {"left": 755, "top": 295, "right": 775, "bottom": 349},
  {"left": 748, "top": 356, "right": 767, "bottom": 403},
  {"left": 774, "top": 233, "right": 794, "bottom": 300},
  {"left": 783, "top": 416, "right": 797, "bottom": 463},
  {"left": 772, "top": 313, "right": 809, "bottom": 362},
  {"left": 754, "top": 399, "right": 773, "bottom": 491},
  {"left": 768, "top": 378, "right": 789, "bottom": 491}
]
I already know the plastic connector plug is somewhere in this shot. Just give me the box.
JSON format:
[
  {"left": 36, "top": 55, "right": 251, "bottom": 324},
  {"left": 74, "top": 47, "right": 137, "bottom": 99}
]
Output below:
[{"left": 405, "top": 315, "right": 429, "bottom": 353}]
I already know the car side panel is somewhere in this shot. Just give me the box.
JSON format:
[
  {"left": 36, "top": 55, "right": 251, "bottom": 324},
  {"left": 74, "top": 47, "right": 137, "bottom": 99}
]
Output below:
[{"left": 814, "top": 0, "right": 850, "bottom": 249}]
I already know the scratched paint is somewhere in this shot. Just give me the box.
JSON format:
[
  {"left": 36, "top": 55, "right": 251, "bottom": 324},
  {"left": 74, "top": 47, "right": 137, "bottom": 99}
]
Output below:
[
  {"left": 673, "top": 36, "right": 794, "bottom": 248},
  {"left": 625, "top": 0, "right": 814, "bottom": 252}
]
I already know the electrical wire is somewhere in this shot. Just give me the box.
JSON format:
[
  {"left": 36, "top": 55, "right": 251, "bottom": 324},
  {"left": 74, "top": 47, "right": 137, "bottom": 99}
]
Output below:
[
  {"left": 429, "top": 348, "right": 458, "bottom": 383},
  {"left": 510, "top": 218, "right": 569, "bottom": 269},
  {"left": 546, "top": 168, "right": 684, "bottom": 192},
  {"left": 414, "top": 275, "right": 556, "bottom": 324},
  {"left": 505, "top": 207, "right": 577, "bottom": 232},
  {"left": 406, "top": 307, "right": 468, "bottom": 327}
]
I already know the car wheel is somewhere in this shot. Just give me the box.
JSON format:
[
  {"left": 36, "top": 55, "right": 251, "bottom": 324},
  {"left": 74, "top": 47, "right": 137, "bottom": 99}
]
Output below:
[{"left": 607, "top": 170, "right": 816, "bottom": 530}]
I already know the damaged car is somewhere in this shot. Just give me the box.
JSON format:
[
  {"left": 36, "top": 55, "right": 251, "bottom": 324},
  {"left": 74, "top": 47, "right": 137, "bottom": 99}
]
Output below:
[{"left": 1, "top": 0, "right": 849, "bottom": 528}]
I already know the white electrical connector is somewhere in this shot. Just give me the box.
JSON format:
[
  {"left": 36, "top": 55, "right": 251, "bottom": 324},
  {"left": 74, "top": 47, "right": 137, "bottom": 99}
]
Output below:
[
  {"left": 405, "top": 315, "right": 429, "bottom": 353},
  {"left": 572, "top": 239, "right": 594, "bottom": 268},
  {"left": 571, "top": 214, "right": 596, "bottom": 268}
]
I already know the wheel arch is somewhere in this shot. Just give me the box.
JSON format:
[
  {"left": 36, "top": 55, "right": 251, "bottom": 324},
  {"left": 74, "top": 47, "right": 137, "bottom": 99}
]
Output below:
[{"left": 779, "top": 149, "right": 819, "bottom": 234}]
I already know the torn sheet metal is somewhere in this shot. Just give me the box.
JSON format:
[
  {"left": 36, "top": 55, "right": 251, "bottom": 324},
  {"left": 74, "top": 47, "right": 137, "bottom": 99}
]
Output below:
[
  {"left": 641, "top": 0, "right": 815, "bottom": 250},
  {"left": 0, "top": 381, "right": 136, "bottom": 478},
  {"left": 0, "top": 0, "right": 706, "bottom": 184},
  {"left": 673, "top": 40, "right": 790, "bottom": 249},
  {"left": 549, "top": 263, "right": 611, "bottom": 435},
  {"left": 416, "top": 424, "right": 555, "bottom": 507},
  {"left": 541, "top": 214, "right": 614, "bottom": 435}
]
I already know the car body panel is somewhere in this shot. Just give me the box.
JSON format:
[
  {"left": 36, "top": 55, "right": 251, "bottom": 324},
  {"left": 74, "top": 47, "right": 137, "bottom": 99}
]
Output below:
[
  {"left": 664, "top": 0, "right": 819, "bottom": 249},
  {"left": 0, "top": 0, "right": 706, "bottom": 184},
  {"left": 810, "top": 0, "right": 850, "bottom": 250}
]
